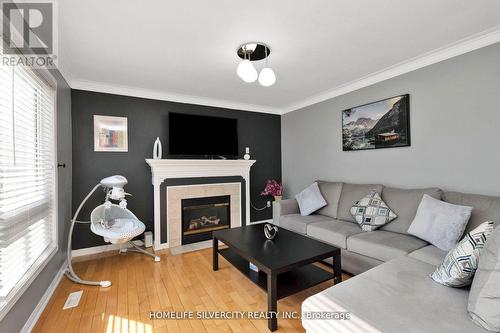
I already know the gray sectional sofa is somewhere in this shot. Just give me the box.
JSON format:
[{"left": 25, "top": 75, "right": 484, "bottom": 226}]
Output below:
[{"left": 273, "top": 181, "right": 500, "bottom": 333}]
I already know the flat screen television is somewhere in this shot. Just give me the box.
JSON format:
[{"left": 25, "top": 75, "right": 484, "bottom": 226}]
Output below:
[{"left": 168, "top": 113, "right": 238, "bottom": 158}]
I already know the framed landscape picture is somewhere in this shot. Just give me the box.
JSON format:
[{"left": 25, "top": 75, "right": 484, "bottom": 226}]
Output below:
[
  {"left": 342, "top": 94, "right": 410, "bottom": 151},
  {"left": 94, "top": 115, "right": 128, "bottom": 152}
]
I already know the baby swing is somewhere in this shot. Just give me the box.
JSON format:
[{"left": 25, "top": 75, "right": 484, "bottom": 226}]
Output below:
[{"left": 66, "top": 175, "right": 160, "bottom": 287}]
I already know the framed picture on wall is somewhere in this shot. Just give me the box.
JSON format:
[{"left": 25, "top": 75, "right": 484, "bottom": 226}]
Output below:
[
  {"left": 342, "top": 94, "right": 410, "bottom": 151},
  {"left": 93, "top": 115, "right": 128, "bottom": 152}
]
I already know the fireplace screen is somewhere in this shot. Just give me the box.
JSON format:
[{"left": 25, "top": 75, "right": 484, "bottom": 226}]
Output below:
[{"left": 181, "top": 195, "right": 230, "bottom": 244}]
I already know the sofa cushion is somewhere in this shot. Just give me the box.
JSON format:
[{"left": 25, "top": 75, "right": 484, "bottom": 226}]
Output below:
[
  {"left": 302, "top": 256, "right": 490, "bottom": 333},
  {"left": 347, "top": 230, "right": 428, "bottom": 262},
  {"left": 337, "top": 183, "right": 383, "bottom": 223},
  {"left": 277, "top": 198, "right": 299, "bottom": 216},
  {"left": 444, "top": 191, "right": 500, "bottom": 234},
  {"left": 431, "top": 221, "right": 495, "bottom": 287},
  {"left": 278, "top": 214, "right": 332, "bottom": 234},
  {"left": 316, "top": 181, "right": 343, "bottom": 218},
  {"left": 381, "top": 186, "right": 442, "bottom": 234},
  {"left": 307, "top": 219, "right": 363, "bottom": 249},
  {"left": 295, "top": 182, "right": 327, "bottom": 216},
  {"left": 341, "top": 249, "right": 384, "bottom": 276},
  {"left": 408, "top": 245, "right": 447, "bottom": 266},
  {"left": 468, "top": 226, "right": 500, "bottom": 332},
  {"left": 408, "top": 194, "right": 473, "bottom": 251},
  {"left": 350, "top": 191, "right": 397, "bottom": 231}
]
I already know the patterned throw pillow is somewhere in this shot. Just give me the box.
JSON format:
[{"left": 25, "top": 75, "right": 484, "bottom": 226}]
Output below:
[
  {"left": 431, "top": 221, "right": 495, "bottom": 287},
  {"left": 350, "top": 191, "right": 397, "bottom": 231}
]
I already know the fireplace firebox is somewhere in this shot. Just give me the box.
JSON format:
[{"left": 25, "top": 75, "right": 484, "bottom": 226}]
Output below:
[{"left": 181, "top": 195, "right": 231, "bottom": 245}]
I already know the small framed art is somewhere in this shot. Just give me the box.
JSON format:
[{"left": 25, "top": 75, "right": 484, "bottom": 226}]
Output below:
[{"left": 93, "top": 115, "right": 128, "bottom": 152}]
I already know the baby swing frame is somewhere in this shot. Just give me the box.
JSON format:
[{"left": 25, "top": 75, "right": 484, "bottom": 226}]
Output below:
[{"left": 66, "top": 178, "right": 160, "bottom": 287}]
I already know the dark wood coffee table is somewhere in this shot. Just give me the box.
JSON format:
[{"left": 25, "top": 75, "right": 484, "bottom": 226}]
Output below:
[{"left": 213, "top": 223, "right": 341, "bottom": 331}]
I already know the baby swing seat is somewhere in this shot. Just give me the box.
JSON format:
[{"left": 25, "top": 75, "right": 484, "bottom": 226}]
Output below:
[{"left": 90, "top": 204, "right": 146, "bottom": 244}]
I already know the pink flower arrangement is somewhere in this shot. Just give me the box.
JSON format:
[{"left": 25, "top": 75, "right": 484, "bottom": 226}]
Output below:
[{"left": 261, "top": 180, "right": 283, "bottom": 197}]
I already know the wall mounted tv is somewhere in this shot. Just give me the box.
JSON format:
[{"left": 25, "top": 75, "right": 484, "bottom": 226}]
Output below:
[{"left": 168, "top": 113, "right": 239, "bottom": 159}]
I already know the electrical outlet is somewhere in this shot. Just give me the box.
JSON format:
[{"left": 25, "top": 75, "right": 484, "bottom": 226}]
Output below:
[{"left": 266, "top": 201, "right": 271, "bottom": 208}]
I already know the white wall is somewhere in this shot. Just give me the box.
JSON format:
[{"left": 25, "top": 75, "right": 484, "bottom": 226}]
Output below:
[{"left": 282, "top": 42, "right": 500, "bottom": 197}]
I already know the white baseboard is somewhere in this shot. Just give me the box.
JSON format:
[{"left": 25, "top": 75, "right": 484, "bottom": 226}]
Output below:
[
  {"left": 21, "top": 261, "right": 67, "bottom": 333},
  {"left": 74, "top": 221, "right": 272, "bottom": 255},
  {"left": 72, "top": 240, "right": 145, "bottom": 258}
]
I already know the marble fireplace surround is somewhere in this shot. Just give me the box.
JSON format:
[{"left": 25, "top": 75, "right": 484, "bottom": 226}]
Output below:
[
  {"left": 146, "top": 159, "right": 256, "bottom": 250},
  {"left": 167, "top": 183, "right": 240, "bottom": 248}
]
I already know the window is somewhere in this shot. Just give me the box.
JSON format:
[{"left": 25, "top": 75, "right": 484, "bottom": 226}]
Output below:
[{"left": 0, "top": 56, "right": 57, "bottom": 314}]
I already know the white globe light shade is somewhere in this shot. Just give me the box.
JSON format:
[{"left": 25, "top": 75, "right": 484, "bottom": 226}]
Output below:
[
  {"left": 237, "top": 59, "right": 258, "bottom": 82},
  {"left": 258, "top": 67, "right": 276, "bottom": 87}
]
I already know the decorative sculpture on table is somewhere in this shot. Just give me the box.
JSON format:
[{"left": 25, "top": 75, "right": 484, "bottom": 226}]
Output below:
[{"left": 264, "top": 223, "right": 278, "bottom": 240}]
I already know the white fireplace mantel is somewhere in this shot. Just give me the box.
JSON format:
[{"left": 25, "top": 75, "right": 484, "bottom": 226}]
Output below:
[{"left": 146, "top": 159, "right": 256, "bottom": 250}]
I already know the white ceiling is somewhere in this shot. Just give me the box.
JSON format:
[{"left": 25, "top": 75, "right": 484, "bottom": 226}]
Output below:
[{"left": 58, "top": 0, "right": 500, "bottom": 114}]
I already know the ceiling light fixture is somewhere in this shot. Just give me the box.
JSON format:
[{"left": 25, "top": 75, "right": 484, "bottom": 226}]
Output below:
[
  {"left": 258, "top": 47, "right": 276, "bottom": 87},
  {"left": 236, "top": 42, "right": 276, "bottom": 87},
  {"left": 236, "top": 49, "right": 258, "bottom": 83}
]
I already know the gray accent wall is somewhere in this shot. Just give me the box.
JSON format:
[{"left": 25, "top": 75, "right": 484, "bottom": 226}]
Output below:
[
  {"left": 71, "top": 90, "right": 281, "bottom": 250},
  {"left": 282, "top": 42, "right": 500, "bottom": 197},
  {"left": 0, "top": 70, "right": 72, "bottom": 332}
]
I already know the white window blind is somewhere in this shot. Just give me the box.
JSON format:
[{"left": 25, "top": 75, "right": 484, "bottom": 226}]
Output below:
[{"left": 0, "top": 57, "right": 57, "bottom": 302}]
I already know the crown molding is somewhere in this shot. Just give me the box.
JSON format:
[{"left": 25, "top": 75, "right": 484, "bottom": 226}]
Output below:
[
  {"left": 281, "top": 25, "right": 500, "bottom": 114},
  {"left": 67, "top": 26, "right": 500, "bottom": 116},
  {"left": 56, "top": 62, "right": 73, "bottom": 88},
  {"left": 70, "top": 79, "right": 283, "bottom": 115}
]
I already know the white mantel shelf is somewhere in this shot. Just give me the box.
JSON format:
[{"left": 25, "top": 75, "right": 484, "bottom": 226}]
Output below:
[{"left": 146, "top": 159, "right": 256, "bottom": 250}]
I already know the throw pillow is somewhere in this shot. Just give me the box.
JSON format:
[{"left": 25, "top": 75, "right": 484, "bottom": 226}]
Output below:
[
  {"left": 295, "top": 182, "right": 327, "bottom": 216},
  {"left": 431, "top": 221, "right": 494, "bottom": 287},
  {"left": 408, "top": 194, "right": 473, "bottom": 251},
  {"left": 468, "top": 225, "right": 500, "bottom": 331},
  {"left": 350, "top": 191, "right": 397, "bottom": 231}
]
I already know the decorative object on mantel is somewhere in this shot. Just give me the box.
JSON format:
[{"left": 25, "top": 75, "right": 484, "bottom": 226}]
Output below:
[
  {"left": 261, "top": 179, "right": 283, "bottom": 201},
  {"left": 342, "top": 94, "right": 410, "bottom": 151},
  {"left": 153, "top": 137, "right": 162, "bottom": 159},
  {"left": 264, "top": 223, "right": 278, "bottom": 240},
  {"left": 236, "top": 42, "right": 276, "bottom": 86},
  {"left": 244, "top": 147, "right": 251, "bottom": 160},
  {"left": 94, "top": 115, "right": 128, "bottom": 152}
]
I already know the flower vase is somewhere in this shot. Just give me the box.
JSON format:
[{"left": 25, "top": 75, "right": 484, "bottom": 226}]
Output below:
[{"left": 274, "top": 195, "right": 282, "bottom": 201}]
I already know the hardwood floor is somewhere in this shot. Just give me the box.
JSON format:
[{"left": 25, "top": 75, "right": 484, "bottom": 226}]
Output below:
[{"left": 33, "top": 247, "right": 349, "bottom": 333}]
